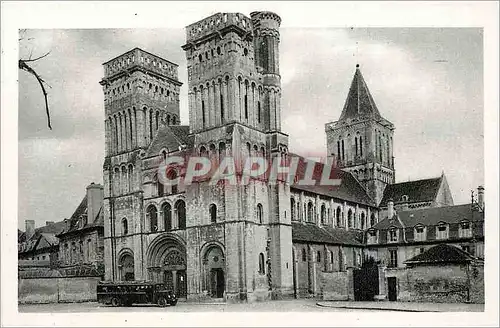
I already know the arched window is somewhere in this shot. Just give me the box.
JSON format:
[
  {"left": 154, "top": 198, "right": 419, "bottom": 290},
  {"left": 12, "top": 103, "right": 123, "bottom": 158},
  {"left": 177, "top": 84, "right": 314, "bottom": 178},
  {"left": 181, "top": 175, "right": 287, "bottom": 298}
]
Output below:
[
  {"left": 257, "top": 101, "right": 261, "bottom": 123},
  {"left": 341, "top": 140, "right": 345, "bottom": 160},
  {"left": 257, "top": 203, "right": 263, "bottom": 224},
  {"left": 244, "top": 94, "right": 248, "bottom": 119},
  {"left": 162, "top": 203, "right": 172, "bottom": 231},
  {"left": 175, "top": 200, "right": 186, "bottom": 229},
  {"left": 317, "top": 251, "right": 321, "bottom": 263},
  {"left": 370, "top": 213, "right": 376, "bottom": 227},
  {"left": 147, "top": 205, "right": 158, "bottom": 232},
  {"left": 201, "top": 99, "right": 206, "bottom": 128},
  {"left": 220, "top": 93, "right": 224, "bottom": 123},
  {"left": 336, "top": 207, "right": 342, "bottom": 226},
  {"left": 172, "top": 116, "right": 177, "bottom": 125},
  {"left": 360, "top": 212, "right": 366, "bottom": 230},
  {"left": 167, "top": 169, "right": 178, "bottom": 194},
  {"left": 155, "top": 111, "right": 160, "bottom": 130},
  {"left": 301, "top": 248, "right": 307, "bottom": 262},
  {"left": 321, "top": 204, "right": 326, "bottom": 224},
  {"left": 218, "top": 142, "right": 226, "bottom": 162},
  {"left": 355, "top": 137, "right": 358, "bottom": 157},
  {"left": 121, "top": 218, "right": 128, "bottom": 235},
  {"left": 290, "top": 198, "right": 295, "bottom": 220},
  {"left": 347, "top": 209, "right": 353, "bottom": 228},
  {"left": 157, "top": 179, "right": 164, "bottom": 197},
  {"left": 258, "top": 253, "right": 265, "bottom": 274},
  {"left": 209, "top": 204, "right": 217, "bottom": 223},
  {"left": 307, "top": 202, "right": 314, "bottom": 222},
  {"left": 359, "top": 136, "right": 363, "bottom": 156},
  {"left": 167, "top": 115, "right": 171, "bottom": 125}
]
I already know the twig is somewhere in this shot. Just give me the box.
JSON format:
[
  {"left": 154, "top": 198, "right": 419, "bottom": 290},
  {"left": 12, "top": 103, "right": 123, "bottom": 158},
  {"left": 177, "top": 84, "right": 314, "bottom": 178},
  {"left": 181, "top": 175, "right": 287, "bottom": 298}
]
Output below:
[
  {"left": 22, "top": 50, "right": 51, "bottom": 63},
  {"left": 18, "top": 59, "right": 52, "bottom": 129}
]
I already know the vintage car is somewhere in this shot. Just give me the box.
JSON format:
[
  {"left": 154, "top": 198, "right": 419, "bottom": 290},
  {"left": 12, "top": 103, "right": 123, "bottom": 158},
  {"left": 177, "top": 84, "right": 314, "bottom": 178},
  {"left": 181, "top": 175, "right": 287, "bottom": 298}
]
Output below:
[{"left": 97, "top": 281, "right": 177, "bottom": 307}]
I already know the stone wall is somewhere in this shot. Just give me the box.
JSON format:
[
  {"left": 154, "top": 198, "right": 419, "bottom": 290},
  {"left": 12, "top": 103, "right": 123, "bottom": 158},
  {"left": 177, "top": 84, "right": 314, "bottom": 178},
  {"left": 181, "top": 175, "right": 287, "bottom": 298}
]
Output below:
[
  {"left": 319, "top": 271, "right": 350, "bottom": 300},
  {"left": 18, "top": 277, "right": 101, "bottom": 304},
  {"left": 383, "top": 263, "right": 484, "bottom": 303}
]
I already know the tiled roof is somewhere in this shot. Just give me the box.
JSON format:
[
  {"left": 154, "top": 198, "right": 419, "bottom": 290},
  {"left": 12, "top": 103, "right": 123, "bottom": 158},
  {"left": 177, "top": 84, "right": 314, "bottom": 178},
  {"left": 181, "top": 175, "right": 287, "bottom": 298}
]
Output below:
[
  {"left": 404, "top": 244, "right": 475, "bottom": 265},
  {"left": 339, "top": 66, "right": 381, "bottom": 121},
  {"left": 292, "top": 222, "right": 363, "bottom": 246},
  {"left": 374, "top": 204, "right": 483, "bottom": 230},
  {"left": 146, "top": 125, "right": 194, "bottom": 157},
  {"left": 58, "top": 194, "right": 103, "bottom": 236},
  {"left": 40, "top": 233, "right": 59, "bottom": 246},
  {"left": 380, "top": 176, "right": 442, "bottom": 207},
  {"left": 290, "top": 154, "right": 376, "bottom": 207}
]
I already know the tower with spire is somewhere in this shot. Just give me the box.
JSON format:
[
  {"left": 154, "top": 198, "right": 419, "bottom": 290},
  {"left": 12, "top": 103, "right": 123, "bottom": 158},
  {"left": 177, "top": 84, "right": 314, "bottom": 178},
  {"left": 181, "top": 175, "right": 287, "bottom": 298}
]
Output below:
[{"left": 325, "top": 65, "right": 395, "bottom": 206}]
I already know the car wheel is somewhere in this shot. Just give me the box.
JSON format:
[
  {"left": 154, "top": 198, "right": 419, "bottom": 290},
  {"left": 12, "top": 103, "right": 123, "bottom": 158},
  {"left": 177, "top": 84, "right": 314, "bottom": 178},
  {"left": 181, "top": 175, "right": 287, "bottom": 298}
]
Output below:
[
  {"left": 157, "top": 297, "right": 167, "bottom": 307},
  {"left": 111, "top": 297, "right": 121, "bottom": 307},
  {"left": 168, "top": 299, "right": 178, "bottom": 306}
]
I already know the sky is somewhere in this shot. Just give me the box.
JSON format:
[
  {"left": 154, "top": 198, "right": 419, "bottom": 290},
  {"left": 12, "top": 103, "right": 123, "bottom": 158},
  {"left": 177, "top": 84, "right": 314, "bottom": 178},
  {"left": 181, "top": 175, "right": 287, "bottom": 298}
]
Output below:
[{"left": 17, "top": 15, "right": 484, "bottom": 231}]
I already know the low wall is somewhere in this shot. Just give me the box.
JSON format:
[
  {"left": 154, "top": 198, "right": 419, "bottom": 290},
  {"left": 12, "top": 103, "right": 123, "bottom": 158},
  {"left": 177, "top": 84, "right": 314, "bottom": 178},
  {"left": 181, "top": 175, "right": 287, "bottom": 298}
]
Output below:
[
  {"left": 383, "top": 263, "right": 484, "bottom": 304},
  {"left": 18, "top": 277, "right": 101, "bottom": 304},
  {"left": 319, "top": 271, "right": 351, "bottom": 301}
]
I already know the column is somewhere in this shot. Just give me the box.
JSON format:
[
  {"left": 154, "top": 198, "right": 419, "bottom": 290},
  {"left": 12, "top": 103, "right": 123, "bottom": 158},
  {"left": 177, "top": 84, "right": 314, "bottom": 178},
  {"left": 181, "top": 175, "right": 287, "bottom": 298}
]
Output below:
[
  {"left": 228, "top": 78, "right": 236, "bottom": 122},
  {"left": 202, "top": 86, "right": 208, "bottom": 129},
  {"left": 209, "top": 82, "right": 215, "bottom": 127},
  {"left": 343, "top": 201, "right": 347, "bottom": 230},
  {"left": 124, "top": 112, "right": 129, "bottom": 152},
  {"left": 137, "top": 108, "right": 145, "bottom": 148},
  {"left": 117, "top": 114, "right": 122, "bottom": 153},
  {"left": 249, "top": 84, "right": 255, "bottom": 127},
  {"left": 195, "top": 89, "right": 202, "bottom": 131},
  {"left": 276, "top": 89, "right": 282, "bottom": 131},
  {"left": 145, "top": 108, "right": 151, "bottom": 145},
  {"left": 355, "top": 204, "right": 359, "bottom": 229},
  {"left": 269, "top": 89, "right": 276, "bottom": 130},
  {"left": 330, "top": 199, "right": 335, "bottom": 226},
  {"left": 104, "top": 118, "right": 110, "bottom": 156},
  {"left": 222, "top": 80, "right": 228, "bottom": 123},
  {"left": 131, "top": 108, "right": 136, "bottom": 149},
  {"left": 188, "top": 90, "right": 195, "bottom": 133}
]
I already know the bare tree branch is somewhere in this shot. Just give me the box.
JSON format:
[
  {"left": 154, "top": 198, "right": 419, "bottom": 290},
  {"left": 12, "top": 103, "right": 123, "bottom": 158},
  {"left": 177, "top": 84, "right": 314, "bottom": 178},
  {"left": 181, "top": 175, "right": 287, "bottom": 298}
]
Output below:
[
  {"left": 18, "top": 59, "right": 52, "bottom": 130},
  {"left": 22, "top": 50, "right": 51, "bottom": 63}
]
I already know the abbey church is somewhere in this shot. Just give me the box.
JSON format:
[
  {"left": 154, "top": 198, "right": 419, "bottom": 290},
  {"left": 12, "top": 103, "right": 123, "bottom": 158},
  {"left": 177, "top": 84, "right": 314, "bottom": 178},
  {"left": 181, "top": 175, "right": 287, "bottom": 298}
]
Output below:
[{"left": 99, "top": 11, "right": 484, "bottom": 303}]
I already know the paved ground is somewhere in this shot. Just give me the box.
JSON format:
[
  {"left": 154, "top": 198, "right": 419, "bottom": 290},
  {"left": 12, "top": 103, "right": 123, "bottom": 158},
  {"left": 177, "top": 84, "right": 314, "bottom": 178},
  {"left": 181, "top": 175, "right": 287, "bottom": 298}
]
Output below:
[
  {"left": 317, "top": 301, "right": 484, "bottom": 312},
  {"left": 19, "top": 299, "right": 372, "bottom": 313},
  {"left": 19, "top": 299, "right": 483, "bottom": 313}
]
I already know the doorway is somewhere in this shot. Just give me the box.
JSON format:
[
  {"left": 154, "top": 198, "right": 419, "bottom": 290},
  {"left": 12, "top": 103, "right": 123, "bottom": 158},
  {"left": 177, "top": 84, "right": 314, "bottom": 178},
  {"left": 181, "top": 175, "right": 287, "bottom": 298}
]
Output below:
[
  {"left": 210, "top": 268, "right": 224, "bottom": 298},
  {"left": 387, "top": 277, "right": 397, "bottom": 301}
]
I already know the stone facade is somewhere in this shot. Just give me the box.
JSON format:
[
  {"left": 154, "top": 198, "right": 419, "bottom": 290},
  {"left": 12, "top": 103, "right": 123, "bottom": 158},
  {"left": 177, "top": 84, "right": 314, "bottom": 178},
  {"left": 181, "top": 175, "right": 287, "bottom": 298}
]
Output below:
[{"left": 99, "top": 11, "right": 483, "bottom": 304}]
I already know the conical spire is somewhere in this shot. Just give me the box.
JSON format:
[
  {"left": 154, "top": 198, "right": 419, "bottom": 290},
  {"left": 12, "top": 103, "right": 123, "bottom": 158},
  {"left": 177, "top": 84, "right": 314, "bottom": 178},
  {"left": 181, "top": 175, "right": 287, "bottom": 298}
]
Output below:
[{"left": 339, "top": 65, "right": 381, "bottom": 121}]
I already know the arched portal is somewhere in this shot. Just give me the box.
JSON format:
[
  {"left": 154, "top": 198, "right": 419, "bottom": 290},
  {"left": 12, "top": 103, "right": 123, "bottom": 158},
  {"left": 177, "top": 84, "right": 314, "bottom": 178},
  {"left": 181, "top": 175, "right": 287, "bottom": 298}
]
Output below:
[
  {"left": 146, "top": 234, "right": 187, "bottom": 298},
  {"left": 201, "top": 243, "right": 225, "bottom": 298},
  {"left": 118, "top": 252, "right": 134, "bottom": 281}
]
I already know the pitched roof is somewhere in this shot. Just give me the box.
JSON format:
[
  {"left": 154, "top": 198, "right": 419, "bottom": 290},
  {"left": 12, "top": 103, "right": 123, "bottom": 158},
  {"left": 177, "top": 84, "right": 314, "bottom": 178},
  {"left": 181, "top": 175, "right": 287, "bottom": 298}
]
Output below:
[
  {"left": 373, "top": 203, "right": 484, "bottom": 230},
  {"left": 290, "top": 154, "right": 376, "bottom": 207},
  {"left": 146, "top": 125, "right": 194, "bottom": 157},
  {"left": 339, "top": 66, "right": 381, "bottom": 121},
  {"left": 380, "top": 176, "right": 443, "bottom": 207},
  {"left": 58, "top": 194, "right": 104, "bottom": 236},
  {"left": 292, "top": 222, "right": 363, "bottom": 246},
  {"left": 404, "top": 244, "right": 476, "bottom": 265}
]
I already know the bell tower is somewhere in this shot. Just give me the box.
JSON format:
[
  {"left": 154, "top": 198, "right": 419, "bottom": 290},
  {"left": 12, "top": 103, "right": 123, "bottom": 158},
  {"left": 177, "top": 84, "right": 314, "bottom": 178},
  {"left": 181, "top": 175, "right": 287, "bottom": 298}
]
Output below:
[
  {"left": 325, "top": 65, "right": 395, "bottom": 206},
  {"left": 182, "top": 12, "right": 293, "bottom": 301},
  {"left": 99, "top": 48, "right": 182, "bottom": 281}
]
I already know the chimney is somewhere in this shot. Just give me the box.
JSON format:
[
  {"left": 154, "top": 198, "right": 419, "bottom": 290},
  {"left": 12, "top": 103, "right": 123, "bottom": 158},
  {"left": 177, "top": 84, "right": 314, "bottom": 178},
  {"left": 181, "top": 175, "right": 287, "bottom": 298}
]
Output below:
[
  {"left": 477, "top": 185, "right": 484, "bottom": 210},
  {"left": 64, "top": 218, "right": 70, "bottom": 231},
  {"left": 25, "top": 220, "right": 35, "bottom": 240},
  {"left": 87, "top": 182, "right": 104, "bottom": 223},
  {"left": 387, "top": 199, "right": 394, "bottom": 219},
  {"left": 46, "top": 221, "right": 54, "bottom": 226}
]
